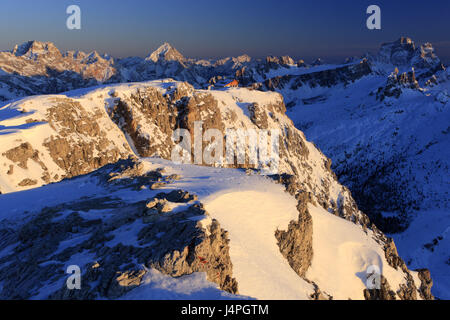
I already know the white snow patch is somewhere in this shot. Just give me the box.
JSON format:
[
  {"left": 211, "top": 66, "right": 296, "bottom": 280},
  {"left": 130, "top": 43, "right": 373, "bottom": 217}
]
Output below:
[
  {"left": 307, "top": 203, "right": 409, "bottom": 300},
  {"left": 205, "top": 191, "right": 313, "bottom": 299}
]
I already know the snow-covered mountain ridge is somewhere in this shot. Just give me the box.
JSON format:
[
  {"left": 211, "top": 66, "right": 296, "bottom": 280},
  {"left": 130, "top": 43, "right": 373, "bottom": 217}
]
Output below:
[{"left": 0, "top": 80, "right": 433, "bottom": 300}]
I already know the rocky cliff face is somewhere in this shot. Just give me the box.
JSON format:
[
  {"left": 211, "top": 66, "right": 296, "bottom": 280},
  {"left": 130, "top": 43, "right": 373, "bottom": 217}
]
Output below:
[
  {"left": 254, "top": 59, "right": 372, "bottom": 92},
  {"left": 105, "top": 81, "right": 368, "bottom": 226},
  {"left": 0, "top": 92, "right": 132, "bottom": 193}
]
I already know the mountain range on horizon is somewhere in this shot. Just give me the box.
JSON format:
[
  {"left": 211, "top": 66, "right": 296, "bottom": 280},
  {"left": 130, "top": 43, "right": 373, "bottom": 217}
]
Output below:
[
  {"left": 2, "top": 36, "right": 447, "bottom": 67},
  {"left": 0, "top": 35, "right": 448, "bottom": 300},
  {"left": 0, "top": 37, "right": 446, "bottom": 101}
]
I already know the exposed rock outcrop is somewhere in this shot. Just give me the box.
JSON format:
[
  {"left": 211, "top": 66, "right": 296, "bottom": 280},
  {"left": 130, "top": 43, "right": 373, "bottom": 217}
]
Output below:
[
  {"left": 363, "top": 275, "right": 396, "bottom": 300},
  {"left": 376, "top": 67, "right": 421, "bottom": 101},
  {"left": 275, "top": 194, "right": 313, "bottom": 278},
  {"left": 417, "top": 269, "right": 434, "bottom": 300}
]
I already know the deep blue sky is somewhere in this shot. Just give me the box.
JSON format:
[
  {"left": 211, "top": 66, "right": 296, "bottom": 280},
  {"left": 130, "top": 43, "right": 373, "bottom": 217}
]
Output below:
[{"left": 1, "top": 0, "right": 449, "bottom": 62}]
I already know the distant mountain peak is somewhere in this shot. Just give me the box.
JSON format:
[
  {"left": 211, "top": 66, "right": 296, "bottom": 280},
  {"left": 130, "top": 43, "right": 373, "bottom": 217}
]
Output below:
[
  {"left": 234, "top": 54, "right": 251, "bottom": 63},
  {"left": 13, "top": 40, "right": 61, "bottom": 58},
  {"left": 146, "top": 42, "right": 185, "bottom": 63},
  {"left": 396, "top": 36, "right": 415, "bottom": 46}
]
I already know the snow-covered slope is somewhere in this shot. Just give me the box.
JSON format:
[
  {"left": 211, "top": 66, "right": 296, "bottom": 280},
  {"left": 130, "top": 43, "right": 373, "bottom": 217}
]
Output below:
[
  {"left": 0, "top": 157, "right": 431, "bottom": 300},
  {"left": 284, "top": 72, "right": 449, "bottom": 221},
  {"left": 265, "top": 38, "right": 449, "bottom": 298}
]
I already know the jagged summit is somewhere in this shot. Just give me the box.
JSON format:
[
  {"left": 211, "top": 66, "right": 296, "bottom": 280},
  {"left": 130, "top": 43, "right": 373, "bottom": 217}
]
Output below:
[
  {"left": 377, "top": 37, "right": 416, "bottom": 66},
  {"left": 82, "top": 50, "right": 113, "bottom": 64},
  {"left": 146, "top": 42, "right": 185, "bottom": 63},
  {"left": 394, "top": 36, "right": 415, "bottom": 47},
  {"left": 12, "top": 40, "right": 61, "bottom": 59},
  {"left": 374, "top": 37, "right": 442, "bottom": 73}
]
